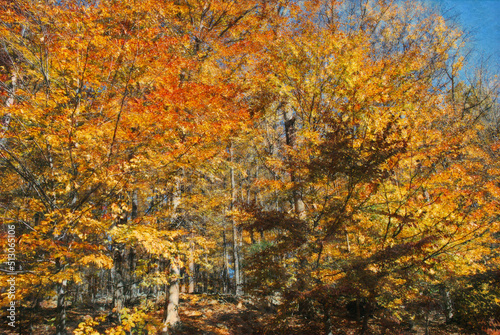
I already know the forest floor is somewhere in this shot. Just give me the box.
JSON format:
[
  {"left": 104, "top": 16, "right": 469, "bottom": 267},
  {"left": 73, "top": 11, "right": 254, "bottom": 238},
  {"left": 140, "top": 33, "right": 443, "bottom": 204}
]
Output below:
[
  {"left": 170, "top": 293, "right": 326, "bottom": 335},
  {"left": 6, "top": 293, "right": 320, "bottom": 335},
  {"left": 4, "top": 293, "right": 484, "bottom": 335}
]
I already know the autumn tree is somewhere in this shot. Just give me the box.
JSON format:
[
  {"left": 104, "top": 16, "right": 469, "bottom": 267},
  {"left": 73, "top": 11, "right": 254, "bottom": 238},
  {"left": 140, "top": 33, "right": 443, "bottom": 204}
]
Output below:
[
  {"left": 0, "top": 0, "right": 288, "bottom": 332},
  {"left": 241, "top": 0, "right": 499, "bottom": 333},
  {"left": 0, "top": 0, "right": 498, "bottom": 334}
]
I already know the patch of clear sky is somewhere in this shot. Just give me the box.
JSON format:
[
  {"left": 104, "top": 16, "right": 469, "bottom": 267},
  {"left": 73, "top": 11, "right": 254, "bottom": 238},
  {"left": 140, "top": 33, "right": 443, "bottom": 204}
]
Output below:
[{"left": 426, "top": 0, "right": 499, "bottom": 72}]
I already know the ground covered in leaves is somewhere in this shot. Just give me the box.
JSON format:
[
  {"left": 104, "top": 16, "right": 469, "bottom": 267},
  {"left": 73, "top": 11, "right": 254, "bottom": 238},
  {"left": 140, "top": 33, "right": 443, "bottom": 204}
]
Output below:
[
  {"left": 4, "top": 293, "right": 319, "bottom": 335},
  {"left": 5, "top": 293, "right": 496, "bottom": 335}
]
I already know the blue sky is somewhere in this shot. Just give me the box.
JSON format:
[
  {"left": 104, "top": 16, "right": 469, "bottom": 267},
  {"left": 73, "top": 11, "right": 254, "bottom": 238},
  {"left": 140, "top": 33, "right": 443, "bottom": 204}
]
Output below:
[{"left": 427, "top": 0, "right": 500, "bottom": 70}]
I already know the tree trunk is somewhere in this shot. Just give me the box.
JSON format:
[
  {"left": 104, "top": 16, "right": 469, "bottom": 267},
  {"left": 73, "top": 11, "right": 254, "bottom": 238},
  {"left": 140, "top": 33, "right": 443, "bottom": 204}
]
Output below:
[
  {"left": 55, "top": 279, "right": 67, "bottom": 335},
  {"left": 232, "top": 221, "right": 242, "bottom": 296},
  {"left": 323, "top": 303, "right": 333, "bottom": 335},
  {"left": 128, "top": 248, "right": 137, "bottom": 302},
  {"left": 112, "top": 249, "right": 125, "bottom": 321},
  {"left": 180, "top": 278, "right": 186, "bottom": 293},
  {"left": 1, "top": 72, "right": 15, "bottom": 147},
  {"left": 441, "top": 285, "right": 454, "bottom": 323},
  {"left": 222, "top": 230, "right": 230, "bottom": 293},
  {"left": 360, "top": 300, "right": 371, "bottom": 335},
  {"left": 55, "top": 258, "right": 67, "bottom": 335},
  {"left": 230, "top": 143, "right": 242, "bottom": 296},
  {"left": 163, "top": 261, "right": 181, "bottom": 334},
  {"left": 188, "top": 240, "right": 195, "bottom": 293},
  {"left": 283, "top": 110, "right": 305, "bottom": 217},
  {"left": 127, "top": 189, "right": 139, "bottom": 303}
]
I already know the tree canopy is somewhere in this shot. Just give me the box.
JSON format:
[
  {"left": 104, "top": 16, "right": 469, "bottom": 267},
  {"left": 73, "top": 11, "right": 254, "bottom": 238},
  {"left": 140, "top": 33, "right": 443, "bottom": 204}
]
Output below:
[{"left": 0, "top": 0, "right": 498, "bottom": 334}]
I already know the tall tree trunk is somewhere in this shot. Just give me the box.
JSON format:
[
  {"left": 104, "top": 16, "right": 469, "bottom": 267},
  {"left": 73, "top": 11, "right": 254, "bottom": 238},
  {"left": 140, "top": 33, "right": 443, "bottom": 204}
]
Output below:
[
  {"left": 180, "top": 274, "right": 186, "bottom": 293},
  {"left": 203, "top": 254, "right": 209, "bottom": 294},
  {"left": 163, "top": 261, "right": 181, "bottom": 334},
  {"left": 131, "top": 188, "right": 138, "bottom": 219},
  {"left": 55, "top": 279, "right": 67, "bottom": 335},
  {"left": 222, "top": 230, "right": 230, "bottom": 293},
  {"left": 155, "top": 258, "right": 162, "bottom": 304},
  {"left": 232, "top": 221, "right": 242, "bottom": 296},
  {"left": 283, "top": 109, "right": 305, "bottom": 217},
  {"left": 55, "top": 257, "right": 67, "bottom": 335},
  {"left": 323, "top": 302, "right": 333, "bottom": 335},
  {"left": 112, "top": 249, "right": 125, "bottom": 321},
  {"left": 230, "top": 143, "right": 242, "bottom": 296},
  {"left": 162, "top": 176, "right": 183, "bottom": 333},
  {"left": 188, "top": 240, "right": 195, "bottom": 294},
  {"left": 128, "top": 248, "right": 137, "bottom": 301},
  {"left": 441, "top": 285, "right": 454, "bottom": 323},
  {"left": 1, "top": 72, "right": 15, "bottom": 147},
  {"left": 127, "top": 189, "right": 139, "bottom": 302}
]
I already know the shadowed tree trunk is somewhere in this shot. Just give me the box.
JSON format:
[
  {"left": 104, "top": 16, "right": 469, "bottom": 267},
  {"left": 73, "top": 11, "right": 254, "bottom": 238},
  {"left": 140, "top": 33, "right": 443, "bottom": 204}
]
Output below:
[
  {"left": 128, "top": 189, "right": 139, "bottom": 302},
  {"left": 55, "top": 279, "right": 67, "bottom": 335},
  {"left": 441, "top": 285, "right": 454, "bottom": 323},
  {"left": 55, "top": 257, "right": 67, "bottom": 335}
]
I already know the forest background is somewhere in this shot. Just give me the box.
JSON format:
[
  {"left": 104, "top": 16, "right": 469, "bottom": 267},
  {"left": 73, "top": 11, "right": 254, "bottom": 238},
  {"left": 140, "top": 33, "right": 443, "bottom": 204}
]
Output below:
[{"left": 0, "top": 0, "right": 499, "bottom": 334}]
